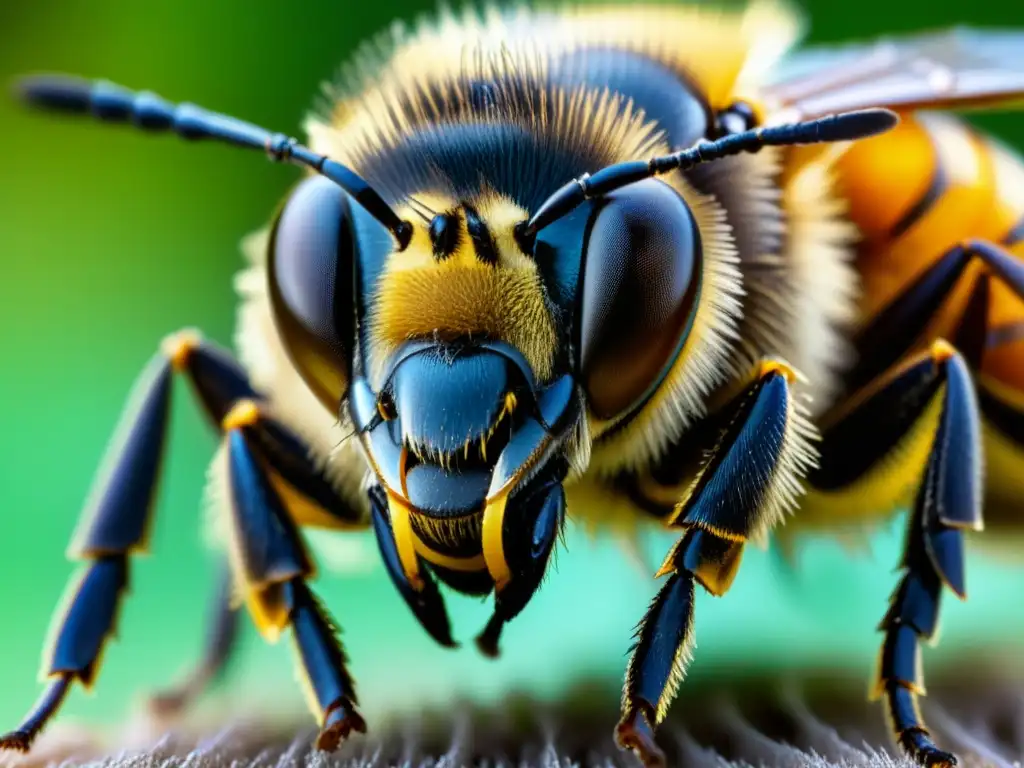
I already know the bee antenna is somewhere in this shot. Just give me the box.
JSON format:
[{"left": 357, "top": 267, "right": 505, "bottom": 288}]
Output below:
[
  {"left": 15, "top": 74, "right": 414, "bottom": 250},
  {"left": 406, "top": 196, "right": 438, "bottom": 224},
  {"left": 522, "top": 107, "right": 899, "bottom": 237}
]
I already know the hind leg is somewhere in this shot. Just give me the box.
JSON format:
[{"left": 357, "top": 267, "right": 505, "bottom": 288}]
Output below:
[{"left": 149, "top": 562, "right": 241, "bottom": 716}]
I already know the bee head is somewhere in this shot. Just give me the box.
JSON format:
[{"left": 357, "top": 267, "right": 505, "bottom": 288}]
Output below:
[{"left": 267, "top": 180, "right": 579, "bottom": 527}]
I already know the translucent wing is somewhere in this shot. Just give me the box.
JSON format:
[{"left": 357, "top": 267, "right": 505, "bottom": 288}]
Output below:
[{"left": 762, "top": 28, "right": 1024, "bottom": 123}]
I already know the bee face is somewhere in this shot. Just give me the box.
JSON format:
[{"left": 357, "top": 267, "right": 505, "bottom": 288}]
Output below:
[
  {"left": 265, "top": 181, "right": 574, "bottom": 519},
  {"left": 268, "top": 170, "right": 705, "bottom": 519},
  {"left": 371, "top": 193, "right": 558, "bottom": 384}
]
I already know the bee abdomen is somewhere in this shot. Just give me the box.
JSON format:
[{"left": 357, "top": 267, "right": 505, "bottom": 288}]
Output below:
[{"left": 837, "top": 112, "right": 1024, "bottom": 327}]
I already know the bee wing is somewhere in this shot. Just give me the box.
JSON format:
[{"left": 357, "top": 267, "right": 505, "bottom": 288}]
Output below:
[{"left": 761, "top": 28, "right": 1024, "bottom": 123}]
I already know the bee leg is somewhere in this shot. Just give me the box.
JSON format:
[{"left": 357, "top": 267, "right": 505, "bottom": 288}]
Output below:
[
  {"left": 0, "top": 330, "right": 365, "bottom": 752},
  {"left": 152, "top": 333, "right": 370, "bottom": 717},
  {"left": 617, "top": 362, "right": 815, "bottom": 768},
  {"left": 0, "top": 348, "right": 176, "bottom": 752},
  {"left": 616, "top": 541, "right": 697, "bottom": 768},
  {"left": 811, "top": 341, "right": 981, "bottom": 768},
  {"left": 148, "top": 562, "right": 241, "bottom": 716},
  {"left": 849, "top": 238, "right": 1024, "bottom": 390},
  {"left": 475, "top": 470, "right": 566, "bottom": 658},
  {"left": 220, "top": 404, "right": 365, "bottom": 751}
]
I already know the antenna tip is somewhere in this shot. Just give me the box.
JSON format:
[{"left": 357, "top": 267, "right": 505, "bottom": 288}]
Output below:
[
  {"left": 832, "top": 108, "right": 900, "bottom": 141},
  {"left": 12, "top": 74, "right": 93, "bottom": 113}
]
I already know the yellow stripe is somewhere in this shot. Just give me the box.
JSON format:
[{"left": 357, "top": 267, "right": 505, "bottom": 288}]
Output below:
[
  {"left": 267, "top": 468, "right": 366, "bottom": 532},
  {"left": 980, "top": 371, "right": 1024, "bottom": 411},
  {"left": 160, "top": 327, "right": 201, "bottom": 372},
  {"left": 797, "top": 388, "right": 945, "bottom": 531},
  {"left": 221, "top": 399, "right": 262, "bottom": 431},
  {"left": 387, "top": 494, "right": 424, "bottom": 591},
  {"left": 482, "top": 494, "right": 511, "bottom": 590}
]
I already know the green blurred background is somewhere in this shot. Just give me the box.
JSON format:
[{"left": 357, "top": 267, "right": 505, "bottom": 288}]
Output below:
[{"left": 1, "top": 0, "right": 1023, "bottom": 736}]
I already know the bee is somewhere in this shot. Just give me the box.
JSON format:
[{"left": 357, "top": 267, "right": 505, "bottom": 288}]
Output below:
[{"left": 3, "top": 3, "right": 1024, "bottom": 767}]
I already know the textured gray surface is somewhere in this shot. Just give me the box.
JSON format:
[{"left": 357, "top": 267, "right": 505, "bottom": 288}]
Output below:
[{"left": 3, "top": 675, "right": 1023, "bottom": 768}]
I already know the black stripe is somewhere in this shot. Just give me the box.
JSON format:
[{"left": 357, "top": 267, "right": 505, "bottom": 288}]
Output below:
[
  {"left": 889, "top": 161, "right": 949, "bottom": 239},
  {"left": 1003, "top": 214, "right": 1024, "bottom": 246},
  {"left": 813, "top": 357, "right": 944, "bottom": 490},
  {"left": 428, "top": 211, "right": 461, "bottom": 261}
]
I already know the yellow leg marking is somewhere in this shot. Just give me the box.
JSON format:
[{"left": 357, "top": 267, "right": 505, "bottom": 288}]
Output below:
[
  {"left": 757, "top": 358, "right": 804, "bottom": 384},
  {"left": 653, "top": 556, "right": 674, "bottom": 580},
  {"left": 221, "top": 399, "right": 262, "bottom": 431},
  {"left": 160, "top": 328, "right": 202, "bottom": 372},
  {"left": 387, "top": 494, "right": 424, "bottom": 591},
  {"left": 652, "top": 532, "right": 744, "bottom": 596},
  {"left": 243, "top": 583, "right": 289, "bottom": 643},
  {"left": 929, "top": 338, "right": 956, "bottom": 363},
  {"left": 798, "top": 389, "right": 945, "bottom": 530},
  {"left": 267, "top": 469, "right": 366, "bottom": 532},
  {"left": 870, "top": 645, "right": 926, "bottom": 701},
  {"left": 482, "top": 493, "right": 511, "bottom": 590}
]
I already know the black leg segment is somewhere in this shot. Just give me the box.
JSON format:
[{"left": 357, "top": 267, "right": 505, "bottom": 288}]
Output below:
[
  {"left": 617, "top": 536, "right": 698, "bottom": 768},
  {"left": 287, "top": 581, "right": 365, "bottom": 750},
  {"left": 220, "top": 403, "right": 365, "bottom": 748},
  {"left": 848, "top": 239, "right": 1024, "bottom": 391},
  {"left": 1, "top": 351, "right": 171, "bottom": 752}
]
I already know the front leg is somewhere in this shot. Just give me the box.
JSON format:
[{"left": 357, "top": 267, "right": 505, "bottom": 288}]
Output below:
[
  {"left": 616, "top": 361, "right": 817, "bottom": 768},
  {"left": 218, "top": 401, "right": 365, "bottom": 749}
]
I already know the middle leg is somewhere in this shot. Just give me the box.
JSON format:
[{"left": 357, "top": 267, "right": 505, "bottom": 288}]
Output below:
[{"left": 806, "top": 341, "right": 982, "bottom": 767}]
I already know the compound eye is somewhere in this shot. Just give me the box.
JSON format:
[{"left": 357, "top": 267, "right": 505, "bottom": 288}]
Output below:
[
  {"left": 716, "top": 100, "right": 759, "bottom": 137},
  {"left": 578, "top": 179, "right": 702, "bottom": 421},
  {"left": 268, "top": 175, "right": 355, "bottom": 410}
]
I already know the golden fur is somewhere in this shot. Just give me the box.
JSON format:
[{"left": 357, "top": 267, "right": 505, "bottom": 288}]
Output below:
[{"left": 370, "top": 196, "right": 559, "bottom": 384}]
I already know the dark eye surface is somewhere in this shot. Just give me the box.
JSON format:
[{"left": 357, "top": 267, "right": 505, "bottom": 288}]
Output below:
[
  {"left": 268, "top": 175, "right": 355, "bottom": 410},
  {"left": 578, "top": 179, "right": 702, "bottom": 421}
]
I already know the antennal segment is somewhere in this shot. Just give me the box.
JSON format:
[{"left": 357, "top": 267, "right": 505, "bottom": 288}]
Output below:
[
  {"left": 523, "top": 108, "right": 899, "bottom": 237},
  {"left": 15, "top": 75, "right": 413, "bottom": 250}
]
